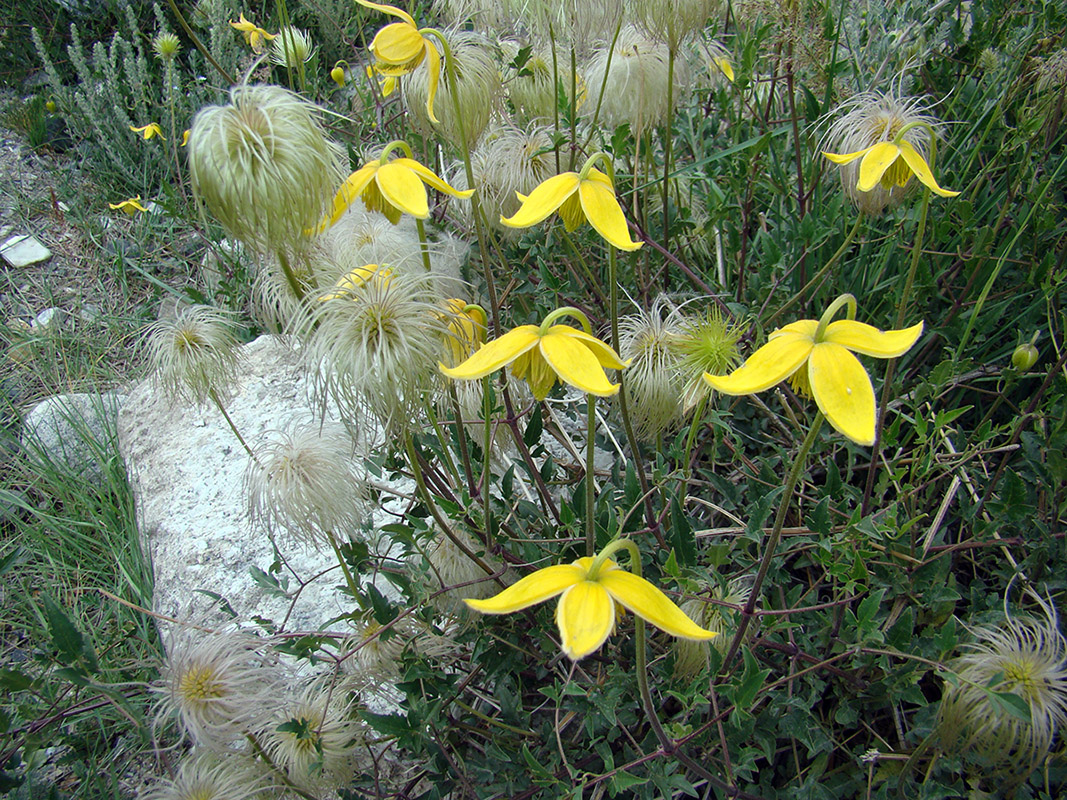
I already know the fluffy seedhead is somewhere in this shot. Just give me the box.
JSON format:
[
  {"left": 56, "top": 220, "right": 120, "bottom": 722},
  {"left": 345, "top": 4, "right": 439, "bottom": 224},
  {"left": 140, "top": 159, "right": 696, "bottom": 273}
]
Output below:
[
  {"left": 420, "top": 526, "right": 499, "bottom": 613},
  {"left": 152, "top": 32, "right": 181, "bottom": 61},
  {"left": 675, "top": 305, "right": 744, "bottom": 414},
  {"left": 155, "top": 625, "right": 281, "bottom": 749},
  {"left": 452, "top": 123, "right": 557, "bottom": 234},
  {"left": 500, "top": 42, "right": 582, "bottom": 123},
  {"left": 403, "top": 30, "right": 501, "bottom": 147},
  {"left": 188, "top": 84, "right": 345, "bottom": 254},
  {"left": 674, "top": 576, "right": 754, "bottom": 677},
  {"left": 307, "top": 269, "right": 448, "bottom": 429},
  {"left": 317, "top": 208, "right": 424, "bottom": 279},
  {"left": 584, "top": 25, "right": 688, "bottom": 137},
  {"left": 618, "top": 295, "right": 688, "bottom": 440},
  {"left": 822, "top": 90, "right": 944, "bottom": 215},
  {"left": 144, "top": 306, "right": 243, "bottom": 406},
  {"left": 1036, "top": 49, "right": 1067, "bottom": 94},
  {"left": 633, "top": 0, "right": 722, "bottom": 50},
  {"left": 140, "top": 751, "right": 267, "bottom": 800},
  {"left": 262, "top": 681, "right": 363, "bottom": 791},
  {"left": 937, "top": 595, "right": 1067, "bottom": 781},
  {"left": 245, "top": 422, "right": 367, "bottom": 550},
  {"left": 270, "top": 26, "right": 315, "bottom": 67},
  {"left": 249, "top": 254, "right": 318, "bottom": 336}
]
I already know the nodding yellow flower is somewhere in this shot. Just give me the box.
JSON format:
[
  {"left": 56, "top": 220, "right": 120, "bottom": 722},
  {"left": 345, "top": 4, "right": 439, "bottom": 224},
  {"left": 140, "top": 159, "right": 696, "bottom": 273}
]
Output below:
[
  {"left": 501, "top": 154, "right": 643, "bottom": 251},
  {"left": 130, "top": 122, "right": 165, "bottom": 140},
  {"left": 230, "top": 13, "right": 276, "bottom": 53},
  {"left": 440, "top": 306, "right": 628, "bottom": 401},
  {"left": 365, "top": 64, "right": 397, "bottom": 97},
  {"left": 703, "top": 294, "right": 923, "bottom": 446},
  {"left": 355, "top": 0, "right": 441, "bottom": 122},
  {"left": 330, "top": 63, "right": 347, "bottom": 87},
  {"left": 465, "top": 540, "right": 716, "bottom": 661},
  {"left": 181, "top": 129, "right": 190, "bottom": 147},
  {"left": 823, "top": 139, "right": 959, "bottom": 198},
  {"left": 109, "top": 196, "right": 148, "bottom": 214},
  {"left": 319, "top": 141, "right": 473, "bottom": 228},
  {"left": 317, "top": 264, "right": 393, "bottom": 301},
  {"left": 440, "top": 299, "right": 487, "bottom": 368}
]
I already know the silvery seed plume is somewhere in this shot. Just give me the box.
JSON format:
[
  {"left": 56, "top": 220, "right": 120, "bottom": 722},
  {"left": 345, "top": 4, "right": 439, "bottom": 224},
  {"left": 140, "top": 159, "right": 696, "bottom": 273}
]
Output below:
[
  {"left": 144, "top": 306, "right": 242, "bottom": 406},
  {"left": 617, "top": 294, "right": 688, "bottom": 441},
  {"left": 139, "top": 751, "right": 267, "bottom": 800}
]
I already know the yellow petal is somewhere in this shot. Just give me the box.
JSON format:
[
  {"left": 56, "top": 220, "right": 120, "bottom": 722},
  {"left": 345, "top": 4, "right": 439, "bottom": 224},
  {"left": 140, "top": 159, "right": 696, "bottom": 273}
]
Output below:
[
  {"left": 465, "top": 563, "right": 584, "bottom": 614},
  {"left": 555, "top": 581, "right": 615, "bottom": 659},
  {"left": 395, "top": 158, "right": 474, "bottom": 199},
  {"left": 808, "top": 342, "right": 876, "bottom": 446},
  {"left": 579, "top": 177, "right": 643, "bottom": 251},
  {"left": 769, "top": 318, "right": 818, "bottom": 341},
  {"left": 354, "top": 0, "right": 416, "bottom": 26},
  {"left": 370, "top": 22, "right": 424, "bottom": 65},
  {"left": 703, "top": 330, "right": 814, "bottom": 395},
  {"left": 500, "top": 173, "right": 581, "bottom": 229},
  {"left": 539, "top": 330, "right": 620, "bottom": 397},
  {"left": 514, "top": 350, "right": 557, "bottom": 400},
  {"left": 375, "top": 161, "right": 430, "bottom": 218},
  {"left": 598, "top": 571, "right": 717, "bottom": 641},
  {"left": 822, "top": 145, "right": 875, "bottom": 165},
  {"left": 424, "top": 40, "right": 441, "bottom": 124},
  {"left": 440, "top": 325, "right": 541, "bottom": 380},
  {"left": 322, "top": 164, "right": 378, "bottom": 229},
  {"left": 823, "top": 320, "right": 924, "bottom": 358},
  {"left": 549, "top": 326, "right": 629, "bottom": 370},
  {"left": 897, "top": 140, "right": 961, "bottom": 198},
  {"left": 857, "top": 142, "right": 901, "bottom": 193},
  {"left": 714, "top": 57, "right": 734, "bottom": 83}
]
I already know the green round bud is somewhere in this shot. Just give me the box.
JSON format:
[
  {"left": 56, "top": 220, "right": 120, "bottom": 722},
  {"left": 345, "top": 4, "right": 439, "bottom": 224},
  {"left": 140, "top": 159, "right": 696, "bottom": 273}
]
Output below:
[{"left": 1012, "top": 343, "right": 1039, "bottom": 371}]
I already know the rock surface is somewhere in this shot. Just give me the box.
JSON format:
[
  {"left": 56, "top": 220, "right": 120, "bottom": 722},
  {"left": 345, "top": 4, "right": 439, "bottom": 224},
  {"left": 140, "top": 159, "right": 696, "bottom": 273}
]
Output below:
[
  {"left": 1, "top": 234, "right": 51, "bottom": 268},
  {"left": 117, "top": 335, "right": 402, "bottom": 633},
  {"left": 23, "top": 391, "right": 127, "bottom": 478}
]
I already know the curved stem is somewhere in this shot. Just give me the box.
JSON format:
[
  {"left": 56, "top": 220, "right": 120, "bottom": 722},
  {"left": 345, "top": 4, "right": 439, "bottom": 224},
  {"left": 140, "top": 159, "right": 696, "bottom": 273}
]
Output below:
[
  {"left": 414, "top": 217, "right": 433, "bottom": 273},
  {"left": 165, "top": 0, "right": 235, "bottom": 86},
  {"left": 720, "top": 412, "right": 824, "bottom": 669},
  {"left": 275, "top": 249, "right": 305, "bottom": 303},
  {"left": 585, "top": 395, "right": 596, "bottom": 556},
  {"left": 208, "top": 388, "right": 258, "bottom": 465},
  {"left": 327, "top": 534, "right": 361, "bottom": 601}
]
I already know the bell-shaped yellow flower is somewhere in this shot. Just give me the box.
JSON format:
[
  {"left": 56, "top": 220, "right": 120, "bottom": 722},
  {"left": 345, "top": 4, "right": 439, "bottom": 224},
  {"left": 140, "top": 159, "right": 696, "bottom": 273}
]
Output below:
[
  {"left": 319, "top": 143, "right": 473, "bottom": 228},
  {"left": 130, "top": 122, "right": 164, "bottom": 140},
  {"left": 703, "top": 295, "right": 923, "bottom": 446},
  {"left": 317, "top": 264, "right": 393, "bottom": 301},
  {"left": 355, "top": 0, "right": 441, "bottom": 122},
  {"left": 230, "top": 13, "right": 275, "bottom": 53},
  {"left": 109, "top": 196, "right": 148, "bottom": 215},
  {"left": 501, "top": 159, "right": 643, "bottom": 251},
  {"left": 440, "top": 307, "right": 628, "bottom": 401},
  {"left": 440, "top": 300, "right": 487, "bottom": 368},
  {"left": 823, "top": 139, "right": 959, "bottom": 198},
  {"left": 465, "top": 543, "right": 716, "bottom": 661}
]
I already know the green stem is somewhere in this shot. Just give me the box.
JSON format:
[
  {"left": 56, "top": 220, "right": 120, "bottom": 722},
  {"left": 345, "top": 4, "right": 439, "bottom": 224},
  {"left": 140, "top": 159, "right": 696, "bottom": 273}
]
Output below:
[
  {"left": 328, "top": 534, "right": 361, "bottom": 601},
  {"left": 276, "top": 249, "right": 305, "bottom": 303},
  {"left": 208, "top": 388, "right": 258, "bottom": 465},
  {"left": 165, "top": 0, "right": 236, "bottom": 86},
  {"left": 585, "top": 395, "right": 596, "bottom": 556},
  {"left": 661, "top": 45, "right": 676, "bottom": 251},
  {"left": 482, "top": 376, "right": 493, "bottom": 539},
  {"left": 245, "top": 732, "right": 319, "bottom": 800},
  {"left": 415, "top": 217, "right": 433, "bottom": 273},
  {"left": 720, "top": 412, "right": 824, "bottom": 669}
]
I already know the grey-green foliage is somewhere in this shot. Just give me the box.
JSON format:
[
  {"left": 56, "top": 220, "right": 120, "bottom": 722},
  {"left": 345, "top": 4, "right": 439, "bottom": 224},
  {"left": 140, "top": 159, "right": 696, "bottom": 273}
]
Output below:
[{"left": 31, "top": 0, "right": 243, "bottom": 197}]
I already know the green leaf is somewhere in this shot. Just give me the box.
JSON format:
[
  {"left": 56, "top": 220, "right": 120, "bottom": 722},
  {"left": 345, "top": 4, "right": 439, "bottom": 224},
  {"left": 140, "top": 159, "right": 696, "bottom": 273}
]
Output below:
[
  {"left": 609, "top": 771, "right": 648, "bottom": 794},
  {"left": 41, "top": 595, "right": 98, "bottom": 673},
  {"left": 0, "top": 669, "right": 33, "bottom": 692},
  {"left": 524, "top": 405, "right": 543, "bottom": 447},
  {"left": 735, "top": 648, "right": 771, "bottom": 711},
  {"left": 987, "top": 690, "right": 1032, "bottom": 724},
  {"left": 361, "top": 711, "right": 414, "bottom": 737},
  {"left": 249, "top": 565, "right": 287, "bottom": 597},
  {"left": 669, "top": 494, "right": 696, "bottom": 567}
]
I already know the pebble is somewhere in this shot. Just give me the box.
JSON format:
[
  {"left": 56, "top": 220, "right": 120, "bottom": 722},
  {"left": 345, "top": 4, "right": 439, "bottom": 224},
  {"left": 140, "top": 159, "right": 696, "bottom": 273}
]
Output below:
[{"left": 0, "top": 234, "right": 51, "bottom": 268}]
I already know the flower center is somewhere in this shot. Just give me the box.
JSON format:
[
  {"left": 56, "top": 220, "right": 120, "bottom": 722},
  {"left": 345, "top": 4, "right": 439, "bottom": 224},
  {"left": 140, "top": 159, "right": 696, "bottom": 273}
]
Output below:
[{"left": 178, "top": 663, "right": 225, "bottom": 705}]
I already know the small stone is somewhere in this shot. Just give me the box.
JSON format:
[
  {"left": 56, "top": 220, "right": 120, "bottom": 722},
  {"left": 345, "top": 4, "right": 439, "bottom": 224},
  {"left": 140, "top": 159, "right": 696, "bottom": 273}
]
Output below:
[
  {"left": 33, "top": 307, "right": 67, "bottom": 332},
  {"left": 1, "top": 235, "right": 52, "bottom": 268}
]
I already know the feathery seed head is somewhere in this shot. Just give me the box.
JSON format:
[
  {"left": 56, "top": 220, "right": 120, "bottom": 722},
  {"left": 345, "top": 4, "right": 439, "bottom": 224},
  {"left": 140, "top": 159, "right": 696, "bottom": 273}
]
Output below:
[
  {"left": 145, "top": 306, "right": 242, "bottom": 406},
  {"left": 823, "top": 90, "right": 944, "bottom": 215},
  {"left": 153, "top": 32, "right": 182, "bottom": 61},
  {"left": 584, "top": 25, "right": 688, "bottom": 137},
  {"left": 307, "top": 271, "right": 447, "bottom": 428},
  {"left": 249, "top": 254, "right": 318, "bottom": 335},
  {"left": 188, "top": 85, "right": 345, "bottom": 254},
  {"left": 675, "top": 306, "right": 744, "bottom": 413},
  {"left": 156, "top": 626, "right": 281, "bottom": 749},
  {"left": 140, "top": 752, "right": 267, "bottom": 800},
  {"left": 937, "top": 595, "right": 1067, "bottom": 779},
  {"left": 674, "top": 576, "right": 754, "bottom": 676},
  {"left": 618, "top": 295, "right": 688, "bottom": 440},
  {"left": 263, "top": 682, "right": 363, "bottom": 791},
  {"left": 421, "top": 526, "right": 499, "bottom": 613},
  {"left": 245, "top": 422, "right": 367, "bottom": 550},
  {"left": 1036, "top": 49, "right": 1067, "bottom": 94},
  {"left": 317, "top": 207, "right": 424, "bottom": 277},
  {"left": 501, "top": 42, "right": 583, "bottom": 122},
  {"left": 634, "top": 0, "right": 722, "bottom": 50},
  {"left": 270, "top": 26, "right": 315, "bottom": 67},
  {"left": 403, "top": 30, "right": 501, "bottom": 147}
]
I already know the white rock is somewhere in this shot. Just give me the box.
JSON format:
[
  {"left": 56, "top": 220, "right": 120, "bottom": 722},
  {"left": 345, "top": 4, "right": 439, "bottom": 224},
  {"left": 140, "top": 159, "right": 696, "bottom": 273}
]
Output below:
[
  {"left": 33, "top": 307, "right": 67, "bottom": 331},
  {"left": 1, "top": 234, "right": 51, "bottom": 268},
  {"left": 22, "top": 392, "right": 127, "bottom": 479}
]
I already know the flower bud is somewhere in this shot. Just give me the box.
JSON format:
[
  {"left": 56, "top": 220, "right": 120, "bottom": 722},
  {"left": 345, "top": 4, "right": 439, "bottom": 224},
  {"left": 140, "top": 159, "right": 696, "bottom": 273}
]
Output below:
[
  {"left": 45, "top": 100, "right": 56, "bottom": 113},
  {"left": 1012, "top": 343, "right": 1039, "bottom": 371},
  {"left": 330, "top": 65, "right": 346, "bottom": 86}
]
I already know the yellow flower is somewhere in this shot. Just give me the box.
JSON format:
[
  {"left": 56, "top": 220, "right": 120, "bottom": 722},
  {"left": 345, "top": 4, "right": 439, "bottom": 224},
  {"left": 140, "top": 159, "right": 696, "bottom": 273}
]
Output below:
[
  {"left": 703, "top": 295, "right": 923, "bottom": 446},
  {"left": 319, "top": 144, "right": 473, "bottom": 227},
  {"left": 317, "top": 264, "right": 393, "bottom": 301},
  {"left": 822, "top": 139, "right": 959, "bottom": 198},
  {"left": 330, "top": 64, "right": 347, "bottom": 87},
  {"left": 230, "top": 13, "right": 276, "bottom": 53},
  {"left": 440, "top": 307, "right": 628, "bottom": 401},
  {"left": 180, "top": 129, "right": 190, "bottom": 147},
  {"left": 501, "top": 158, "right": 643, "bottom": 251},
  {"left": 130, "top": 122, "right": 164, "bottom": 140},
  {"left": 108, "top": 196, "right": 148, "bottom": 214},
  {"left": 440, "top": 299, "right": 487, "bottom": 368},
  {"left": 355, "top": 0, "right": 441, "bottom": 122},
  {"left": 465, "top": 542, "right": 716, "bottom": 661},
  {"left": 365, "top": 64, "right": 397, "bottom": 97}
]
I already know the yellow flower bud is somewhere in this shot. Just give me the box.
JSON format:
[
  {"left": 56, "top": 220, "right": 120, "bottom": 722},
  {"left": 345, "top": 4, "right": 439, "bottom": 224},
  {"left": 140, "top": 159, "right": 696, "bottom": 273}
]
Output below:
[
  {"left": 1012, "top": 343, "right": 1039, "bottom": 371},
  {"left": 330, "top": 65, "right": 346, "bottom": 86}
]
